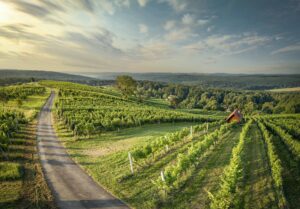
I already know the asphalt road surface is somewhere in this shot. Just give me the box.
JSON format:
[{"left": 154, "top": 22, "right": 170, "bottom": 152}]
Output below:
[{"left": 37, "top": 91, "right": 129, "bottom": 209}]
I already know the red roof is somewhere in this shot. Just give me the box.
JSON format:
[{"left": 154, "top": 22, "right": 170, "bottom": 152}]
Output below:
[{"left": 226, "top": 109, "right": 243, "bottom": 122}]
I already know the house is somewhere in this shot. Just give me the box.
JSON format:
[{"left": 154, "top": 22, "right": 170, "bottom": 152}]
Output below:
[{"left": 225, "top": 109, "right": 243, "bottom": 123}]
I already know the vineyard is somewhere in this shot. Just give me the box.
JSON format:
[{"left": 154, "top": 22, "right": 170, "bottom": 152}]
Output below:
[
  {"left": 51, "top": 81, "right": 300, "bottom": 209},
  {"left": 0, "top": 84, "right": 53, "bottom": 208},
  {"left": 0, "top": 80, "right": 299, "bottom": 209},
  {"left": 44, "top": 81, "right": 220, "bottom": 137}
]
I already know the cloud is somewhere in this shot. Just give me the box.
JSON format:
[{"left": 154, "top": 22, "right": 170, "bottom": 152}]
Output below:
[
  {"left": 164, "top": 27, "right": 197, "bottom": 42},
  {"left": 182, "top": 14, "right": 210, "bottom": 27},
  {"left": 182, "top": 14, "right": 194, "bottom": 25},
  {"left": 114, "top": 0, "right": 130, "bottom": 8},
  {"left": 184, "top": 33, "right": 271, "bottom": 56},
  {"left": 158, "top": 0, "right": 186, "bottom": 12},
  {"left": 8, "top": 0, "right": 51, "bottom": 17},
  {"left": 78, "top": 0, "right": 94, "bottom": 12},
  {"left": 271, "top": 43, "right": 300, "bottom": 55},
  {"left": 0, "top": 23, "right": 46, "bottom": 42},
  {"left": 137, "top": 0, "right": 149, "bottom": 7},
  {"left": 139, "top": 24, "right": 149, "bottom": 34},
  {"left": 99, "top": 0, "right": 130, "bottom": 15},
  {"left": 197, "top": 19, "right": 209, "bottom": 26},
  {"left": 135, "top": 41, "right": 173, "bottom": 60},
  {"left": 164, "top": 20, "right": 176, "bottom": 31},
  {"left": 207, "top": 26, "right": 214, "bottom": 32}
]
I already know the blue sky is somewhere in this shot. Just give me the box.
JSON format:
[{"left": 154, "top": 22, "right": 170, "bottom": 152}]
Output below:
[{"left": 0, "top": 0, "right": 299, "bottom": 74}]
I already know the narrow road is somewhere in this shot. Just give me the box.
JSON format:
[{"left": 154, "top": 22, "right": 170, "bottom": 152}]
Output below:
[{"left": 37, "top": 91, "right": 129, "bottom": 209}]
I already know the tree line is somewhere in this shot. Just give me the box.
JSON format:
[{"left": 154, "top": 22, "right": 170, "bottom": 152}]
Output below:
[{"left": 115, "top": 76, "right": 300, "bottom": 114}]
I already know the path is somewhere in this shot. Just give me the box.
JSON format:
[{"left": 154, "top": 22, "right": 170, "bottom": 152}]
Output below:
[
  {"left": 37, "top": 91, "right": 129, "bottom": 209},
  {"left": 242, "top": 124, "right": 277, "bottom": 208}
]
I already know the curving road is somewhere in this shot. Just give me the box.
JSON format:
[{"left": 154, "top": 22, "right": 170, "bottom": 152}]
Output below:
[{"left": 37, "top": 91, "right": 129, "bottom": 209}]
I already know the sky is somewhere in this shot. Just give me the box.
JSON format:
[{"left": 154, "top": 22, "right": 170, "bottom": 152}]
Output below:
[{"left": 0, "top": 0, "right": 299, "bottom": 74}]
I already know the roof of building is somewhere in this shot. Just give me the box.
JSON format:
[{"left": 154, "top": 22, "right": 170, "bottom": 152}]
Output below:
[{"left": 226, "top": 109, "right": 243, "bottom": 121}]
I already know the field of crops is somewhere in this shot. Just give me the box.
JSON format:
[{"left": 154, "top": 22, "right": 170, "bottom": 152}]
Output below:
[
  {"left": 41, "top": 81, "right": 221, "bottom": 137},
  {"left": 0, "top": 83, "right": 54, "bottom": 208},
  {"left": 49, "top": 82, "right": 300, "bottom": 209},
  {"left": 1, "top": 81, "right": 299, "bottom": 209}
]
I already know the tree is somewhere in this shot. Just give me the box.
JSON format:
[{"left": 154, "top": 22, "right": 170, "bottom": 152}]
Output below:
[
  {"left": 116, "top": 76, "right": 137, "bottom": 98},
  {"left": 167, "top": 95, "right": 180, "bottom": 108}
]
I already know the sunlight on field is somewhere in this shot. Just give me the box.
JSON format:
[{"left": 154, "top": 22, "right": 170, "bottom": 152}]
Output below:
[{"left": 269, "top": 87, "right": 300, "bottom": 92}]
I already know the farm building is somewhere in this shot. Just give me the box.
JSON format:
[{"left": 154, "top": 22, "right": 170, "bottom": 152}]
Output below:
[{"left": 226, "top": 109, "right": 243, "bottom": 123}]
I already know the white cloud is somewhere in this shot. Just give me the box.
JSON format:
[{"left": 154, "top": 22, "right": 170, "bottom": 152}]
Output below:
[
  {"left": 159, "top": 0, "right": 186, "bottom": 12},
  {"left": 164, "top": 20, "right": 176, "bottom": 31},
  {"left": 98, "top": 0, "right": 130, "bottom": 15},
  {"left": 137, "top": 0, "right": 149, "bottom": 7},
  {"left": 164, "top": 27, "right": 197, "bottom": 42},
  {"left": 115, "top": 0, "right": 130, "bottom": 7},
  {"left": 182, "top": 13, "right": 194, "bottom": 25},
  {"left": 139, "top": 24, "right": 148, "bottom": 34},
  {"left": 184, "top": 33, "right": 271, "bottom": 56},
  {"left": 271, "top": 43, "right": 300, "bottom": 55},
  {"left": 137, "top": 41, "right": 172, "bottom": 59},
  {"left": 197, "top": 19, "right": 209, "bottom": 26}
]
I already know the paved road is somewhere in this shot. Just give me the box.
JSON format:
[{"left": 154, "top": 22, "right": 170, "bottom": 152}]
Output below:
[{"left": 37, "top": 91, "right": 129, "bottom": 209}]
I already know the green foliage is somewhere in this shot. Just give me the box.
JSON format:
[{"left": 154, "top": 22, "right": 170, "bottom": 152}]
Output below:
[
  {"left": 0, "top": 85, "right": 45, "bottom": 102},
  {"left": 132, "top": 120, "right": 223, "bottom": 161},
  {"left": 52, "top": 84, "right": 216, "bottom": 137},
  {"left": 271, "top": 118, "right": 300, "bottom": 139},
  {"left": 154, "top": 121, "right": 237, "bottom": 192},
  {"left": 264, "top": 120, "right": 300, "bottom": 160},
  {"left": 257, "top": 120, "right": 287, "bottom": 208},
  {"left": 116, "top": 75, "right": 137, "bottom": 98},
  {"left": 136, "top": 81, "right": 300, "bottom": 113},
  {"left": 209, "top": 119, "right": 252, "bottom": 209},
  {"left": 0, "top": 111, "right": 27, "bottom": 158},
  {"left": 0, "top": 162, "right": 22, "bottom": 180}
]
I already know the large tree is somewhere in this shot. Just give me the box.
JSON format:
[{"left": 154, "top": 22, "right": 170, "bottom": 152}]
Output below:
[{"left": 116, "top": 75, "right": 137, "bottom": 98}]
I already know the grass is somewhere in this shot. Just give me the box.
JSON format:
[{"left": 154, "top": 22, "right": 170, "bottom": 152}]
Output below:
[
  {"left": 1, "top": 87, "right": 51, "bottom": 119},
  {"left": 163, "top": 127, "right": 242, "bottom": 209},
  {"left": 54, "top": 119, "right": 207, "bottom": 208},
  {"left": 0, "top": 121, "right": 56, "bottom": 209},
  {"left": 240, "top": 123, "right": 278, "bottom": 209},
  {"left": 55, "top": 115, "right": 242, "bottom": 208},
  {"left": 270, "top": 130, "right": 300, "bottom": 209},
  {"left": 0, "top": 162, "right": 22, "bottom": 180}
]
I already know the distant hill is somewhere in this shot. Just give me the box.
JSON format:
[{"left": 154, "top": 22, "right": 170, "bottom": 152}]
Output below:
[
  {"left": 0, "top": 69, "right": 113, "bottom": 86},
  {"left": 80, "top": 72, "right": 300, "bottom": 90}
]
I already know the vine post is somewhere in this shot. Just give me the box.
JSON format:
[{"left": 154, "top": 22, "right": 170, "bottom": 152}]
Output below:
[{"left": 128, "top": 152, "right": 134, "bottom": 174}]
